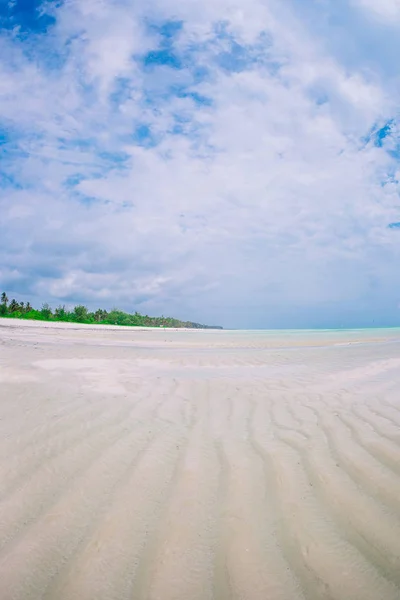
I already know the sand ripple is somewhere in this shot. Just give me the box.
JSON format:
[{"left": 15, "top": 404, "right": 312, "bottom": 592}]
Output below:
[{"left": 1, "top": 321, "right": 400, "bottom": 599}]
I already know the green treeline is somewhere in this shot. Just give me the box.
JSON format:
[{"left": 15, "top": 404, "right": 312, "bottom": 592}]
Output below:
[{"left": 0, "top": 292, "right": 222, "bottom": 329}]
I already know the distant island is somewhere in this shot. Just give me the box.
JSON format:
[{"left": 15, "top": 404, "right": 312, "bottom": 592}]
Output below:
[{"left": 0, "top": 293, "right": 223, "bottom": 330}]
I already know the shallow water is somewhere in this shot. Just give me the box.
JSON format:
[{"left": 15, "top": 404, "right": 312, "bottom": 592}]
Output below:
[{"left": 1, "top": 320, "right": 400, "bottom": 600}]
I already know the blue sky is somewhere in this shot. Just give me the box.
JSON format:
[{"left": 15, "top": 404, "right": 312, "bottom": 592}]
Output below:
[{"left": 1, "top": 0, "right": 400, "bottom": 328}]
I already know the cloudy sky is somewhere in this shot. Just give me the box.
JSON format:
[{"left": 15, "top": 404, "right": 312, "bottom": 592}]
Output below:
[{"left": 1, "top": 0, "right": 400, "bottom": 328}]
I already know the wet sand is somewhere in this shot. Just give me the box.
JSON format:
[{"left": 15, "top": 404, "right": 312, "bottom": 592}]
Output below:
[{"left": 1, "top": 319, "right": 400, "bottom": 600}]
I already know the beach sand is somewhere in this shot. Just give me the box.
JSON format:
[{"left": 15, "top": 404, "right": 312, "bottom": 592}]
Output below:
[{"left": 1, "top": 319, "right": 400, "bottom": 600}]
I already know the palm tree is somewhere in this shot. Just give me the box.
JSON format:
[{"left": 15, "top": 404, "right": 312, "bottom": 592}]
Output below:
[
  {"left": 9, "top": 299, "right": 19, "bottom": 312},
  {"left": 1, "top": 292, "right": 8, "bottom": 306},
  {"left": 94, "top": 309, "right": 107, "bottom": 322}
]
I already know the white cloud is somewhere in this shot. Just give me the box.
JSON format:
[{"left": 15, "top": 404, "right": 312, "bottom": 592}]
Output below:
[
  {"left": 353, "top": 0, "right": 400, "bottom": 21},
  {"left": 1, "top": 0, "right": 400, "bottom": 327}
]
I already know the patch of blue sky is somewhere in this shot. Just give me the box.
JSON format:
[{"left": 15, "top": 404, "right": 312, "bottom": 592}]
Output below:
[
  {"left": 71, "top": 77, "right": 102, "bottom": 108},
  {"left": 0, "top": 128, "right": 31, "bottom": 186},
  {"left": 0, "top": 129, "right": 8, "bottom": 145},
  {"left": 388, "top": 222, "right": 400, "bottom": 229},
  {"left": 143, "top": 48, "right": 182, "bottom": 69},
  {"left": 387, "top": 147, "right": 400, "bottom": 161},
  {"left": 188, "top": 65, "right": 211, "bottom": 85},
  {"left": 136, "top": 25, "right": 214, "bottom": 110},
  {"left": 210, "top": 23, "right": 277, "bottom": 74},
  {"left": 97, "top": 150, "right": 130, "bottom": 165},
  {"left": 63, "top": 153, "right": 129, "bottom": 192},
  {"left": 6, "top": 40, "right": 57, "bottom": 75},
  {"left": 64, "top": 174, "right": 86, "bottom": 188},
  {"left": 170, "top": 122, "right": 186, "bottom": 136},
  {"left": 138, "top": 63, "right": 212, "bottom": 118},
  {"left": 143, "top": 70, "right": 212, "bottom": 104},
  {"left": 142, "top": 19, "right": 216, "bottom": 80},
  {"left": 307, "top": 84, "right": 330, "bottom": 106},
  {"left": 34, "top": 43, "right": 68, "bottom": 72},
  {"left": 141, "top": 19, "right": 184, "bottom": 70},
  {"left": 216, "top": 40, "right": 262, "bottom": 73},
  {"left": 1, "top": 5, "right": 68, "bottom": 74},
  {"left": 119, "top": 21, "right": 215, "bottom": 150},
  {"left": 130, "top": 124, "right": 159, "bottom": 148},
  {"left": 0, "top": 0, "right": 57, "bottom": 35},
  {"left": 173, "top": 88, "right": 213, "bottom": 107},
  {"left": 145, "top": 19, "right": 183, "bottom": 40},
  {"left": 72, "top": 190, "right": 104, "bottom": 207},
  {"left": 109, "top": 77, "right": 134, "bottom": 108},
  {"left": 0, "top": 171, "right": 23, "bottom": 190},
  {"left": 166, "top": 108, "right": 211, "bottom": 145},
  {"left": 57, "top": 137, "right": 96, "bottom": 152},
  {"left": 362, "top": 119, "right": 400, "bottom": 159},
  {"left": 380, "top": 168, "right": 399, "bottom": 187},
  {"left": 374, "top": 119, "right": 395, "bottom": 147},
  {"left": 374, "top": 122, "right": 400, "bottom": 161},
  {"left": 175, "top": 123, "right": 217, "bottom": 158},
  {"left": 0, "top": 119, "right": 26, "bottom": 142}
]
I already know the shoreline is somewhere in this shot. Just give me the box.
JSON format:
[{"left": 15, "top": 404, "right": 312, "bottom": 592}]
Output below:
[
  {"left": 2, "top": 316, "right": 400, "bottom": 334},
  {"left": 0, "top": 317, "right": 210, "bottom": 333}
]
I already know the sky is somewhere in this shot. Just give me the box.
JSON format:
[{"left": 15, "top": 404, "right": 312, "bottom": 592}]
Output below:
[{"left": 1, "top": 0, "right": 400, "bottom": 329}]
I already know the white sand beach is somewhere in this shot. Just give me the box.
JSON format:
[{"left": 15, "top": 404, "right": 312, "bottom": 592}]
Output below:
[{"left": 1, "top": 319, "right": 400, "bottom": 600}]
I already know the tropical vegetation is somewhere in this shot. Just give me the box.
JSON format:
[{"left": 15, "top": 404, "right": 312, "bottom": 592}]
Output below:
[{"left": 0, "top": 292, "right": 222, "bottom": 329}]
